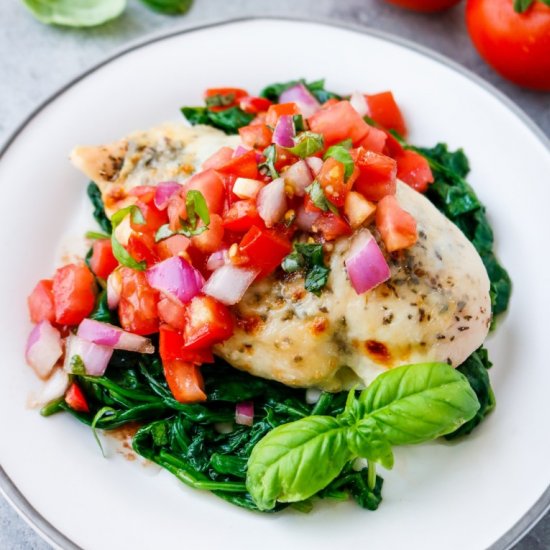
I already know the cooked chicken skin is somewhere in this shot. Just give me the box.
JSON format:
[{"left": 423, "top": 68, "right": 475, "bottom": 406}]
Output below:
[{"left": 72, "top": 124, "right": 491, "bottom": 391}]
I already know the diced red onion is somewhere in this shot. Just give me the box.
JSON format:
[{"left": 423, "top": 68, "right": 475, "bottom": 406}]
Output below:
[
  {"left": 25, "top": 321, "right": 63, "bottom": 379},
  {"left": 146, "top": 256, "right": 204, "bottom": 304},
  {"left": 279, "top": 83, "right": 321, "bottom": 118},
  {"left": 77, "top": 319, "right": 154, "bottom": 353},
  {"left": 28, "top": 368, "right": 70, "bottom": 409},
  {"left": 64, "top": 334, "right": 113, "bottom": 377},
  {"left": 295, "top": 205, "right": 321, "bottom": 232},
  {"left": 272, "top": 115, "right": 295, "bottom": 147},
  {"left": 345, "top": 230, "right": 391, "bottom": 295},
  {"left": 350, "top": 91, "right": 369, "bottom": 117},
  {"left": 284, "top": 160, "right": 313, "bottom": 197},
  {"left": 257, "top": 177, "right": 287, "bottom": 228},
  {"left": 203, "top": 265, "right": 259, "bottom": 305},
  {"left": 305, "top": 156, "right": 323, "bottom": 177},
  {"left": 235, "top": 401, "right": 254, "bottom": 426},
  {"left": 206, "top": 247, "right": 229, "bottom": 271},
  {"left": 107, "top": 270, "right": 122, "bottom": 310},
  {"left": 233, "top": 177, "right": 263, "bottom": 200},
  {"left": 154, "top": 181, "right": 182, "bottom": 211}
]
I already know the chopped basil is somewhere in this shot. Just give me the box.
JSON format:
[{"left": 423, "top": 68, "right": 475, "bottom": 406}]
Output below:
[
  {"left": 287, "top": 132, "right": 324, "bottom": 158},
  {"left": 305, "top": 181, "right": 338, "bottom": 214},
  {"left": 324, "top": 144, "right": 355, "bottom": 181},
  {"left": 259, "top": 145, "right": 279, "bottom": 179},
  {"left": 111, "top": 205, "right": 146, "bottom": 271},
  {"left": 85, "top": 231, "right": 111, "bottom": 240},
  {"left": 292, "top": 115, "right": 305, "bottom": 132},
  {"left": 282, "top": 243, "right": 330, "bottom": 295},
  {"left": 70, "top": 355, "right": 86, "bottom": 375}
]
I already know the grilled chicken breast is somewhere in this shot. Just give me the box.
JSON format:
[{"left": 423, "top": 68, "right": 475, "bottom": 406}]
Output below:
[{"left": 71, "top": 123, "right": 491, "bottom": 391}]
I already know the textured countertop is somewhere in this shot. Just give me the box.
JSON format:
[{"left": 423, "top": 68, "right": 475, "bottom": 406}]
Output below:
[{"left": 1, "top": 1, "right": 548, "bottom": 549}]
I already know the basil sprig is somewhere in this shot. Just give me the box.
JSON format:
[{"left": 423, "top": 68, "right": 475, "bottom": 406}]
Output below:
[
  {"left": 111, "top": 205, "right": 146, "bottom": 271},
  {"left": 246, "top": 362, "right": 480, "bottom": 510}
]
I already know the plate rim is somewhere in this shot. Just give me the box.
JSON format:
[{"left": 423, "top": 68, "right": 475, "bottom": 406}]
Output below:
[{"left": 1, "top": 15, "right": 548, "bottom": 550}]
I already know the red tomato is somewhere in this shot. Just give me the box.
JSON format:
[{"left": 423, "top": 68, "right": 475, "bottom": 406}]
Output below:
[
  {"left": 317, "top": 157, "right": 351, "bottom": 207},
  {"left": 216, "top": 150, "right": 259, "bottom": 180},
  {"left": 383, "top": 130, "right": 406, "bottom": 158},
  {"left": 223, "top": 200, "right": 264, "bottom": 232},
  {"left": 384, "top": 0, "right": 462, "bottom": 11},
  {"left": 191, "top": 214, "right": 224, "bottom": 253},
  {"left": 239, "top": 96, "right": 272, "bottom": 114},
  {"left": 356, "top": 124, "right": 387, "bottom": 154},
  {"left": 204, "top": 87, "right": 248, "bottom": 112},
  {"left": 118, "top": 267, "right": 159, "bottom": 335},
  {"left": 265, "top": 102, "right": 299, "bottom": 127},
  {"left": 159, "top": 324, "right": 214, "bottom": 364},
  {"left": 466, "top": 0, "right": 550, "bottom": 90},
  {"left": 52, "top": 264, "right": 96, "bottom": 326},
  {"left": 183, "top": 295, "right": 234, "bottom": 351},
  {"left": 239, "top": 124, "right": 273, "bottom": 149},
  {"left": 239, "top": 226, "right": 292, "bottom": 278},
  {"left": 273, "top": 145, "right": 299, "bottom": 172},
  {"left": 303, "top": 193, "right": 323, "bottom": 215},
  {"left": 202, "top": 147, "right": 234, "bottom": 170},
  {"left": 65, "top": 383, "right": 90, "bottom": 413},
  {"left": 127, "top": 232, "right": 158, "bottom": 267},
  {"left": 376, "top": 195, "right": 418, "bottom": 252},
  {"left": 128, "top": 185, "right": 156, "bottom": 204},
  {"left": 182, "top": 169, "right": 226, "bottom": 215},
  {"left": 313, "top": 213, "right": 352, "bottom": 241},
  {"left": 130, "top": 201, "right": 167, "bottom": 235},
  {"left": 308, "top": 100, "right": 369, "bottom": 145},
  {"left": 163, "top": 360, "right": 206, "bottom": 403},
  {"left": 352, "top": 148, "right": 397, "bottom": 202},
  {"left": 158, "top": 297, "right": 187, "bottom": 331},
  {"left": 156, "top": 234, "right": 191, "bottom": 260},
  {"left": 365, "top": 92, "right": 407, "bottom": 137},
  {"left": 89, "top": 239, "right": 118, "bottom": 280},
  {"left": 396, "top": 150, "right": 434, "bottom": 193},
  {"left": 28, "top": 279, "right": 55, "bottom": 324}
]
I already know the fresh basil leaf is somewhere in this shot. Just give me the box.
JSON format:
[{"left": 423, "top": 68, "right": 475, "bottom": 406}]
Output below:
[
  {"left": 259, "top": 144, "right": 279, "bottom": 179},
  {"left": 85, "top": 231, "right": 111, "bottom": 240},
  {"left": 294, "top": 243, "right": 324, "bottom": 265},
  {"left": 304, "top": 264, "right": 330, "bottom": 295},
  {"left": 181, "top": 106, "right": 210, "bottom": 126},
  {"left": 287, "top": 132, "right": 324, "bottom": 158},
  {"left": 139, "top": 0, "right": 193, "bottom": 14},
  {"left": 305, "top": 180, "right": 338, "bottom": 214},
  {"left": 111, "top": 205, "right": 146, "bottom": 271},
  {"left": 346, "top": 419, "right": 394, "bottom": 469},
  {"left": 155, "top": 224, "right": 175, "bottom": 242},
  {"left": 181, "top": 106, "right": 253, "bottom": 135},
  {"left": 185, "top": 189, "right": 210, "bottom": 229},
  {"left": 324, "top": 145, "right": 355, "bottom": 181},
  {"left": 70, "top": 355, "right": 86, "bottom": 375},
  {"left": 22, "top": 0, "right": 126, "bottom": 27},
  {"left": 246, "top": 416, "right": 351, "bottom": 510},
  {"left": 87, "top": 182, "right": 112, "bottom": 234},
  {"left": 513, "top": 0, "right": 534, "bottom": 11},
  {"left": 306, "top": 79, "right": 342, "bottom": 104},
  {"left": 358, "top": 362, "right": 480, "bottom": 445}
]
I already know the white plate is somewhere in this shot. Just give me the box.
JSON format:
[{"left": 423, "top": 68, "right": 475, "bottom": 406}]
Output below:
[{"left": 1, "top": 17, "right": 549, "bottom": 550}]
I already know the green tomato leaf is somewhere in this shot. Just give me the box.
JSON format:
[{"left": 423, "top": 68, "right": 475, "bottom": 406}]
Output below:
[
  {"left": 246, "top": 416, "right": 351, "bottom": 510},
  {"left": 359, "top": 362, "right": 481, "bottom": 445},
  {"left": 22, "top": 0, "right": 126, "bottom": 27},
  {"left": 287, "top": 132, "right": 325, "bottom": 158},
  {"left": 139, "top": 0, "right": 193, "bottom": 14},
  {"left": 346, "top": 419, "right": 394, "bottom": 469},
  {"left": 305, "top": 180, "right": 338, "bottom": 214},
  {"left": 111, "top": 205, "right": 146, "bottom": 271},
  {"left": 324, "top": 144, "right": 355, "bottom": 181},
  {"left": 513, "top": 0, "right": 534, "bottom": 12}
]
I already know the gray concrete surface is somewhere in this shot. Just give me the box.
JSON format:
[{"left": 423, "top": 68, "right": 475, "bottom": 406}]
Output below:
[{"left": 0, "top": 1, "right": 548, "bottom": 549}]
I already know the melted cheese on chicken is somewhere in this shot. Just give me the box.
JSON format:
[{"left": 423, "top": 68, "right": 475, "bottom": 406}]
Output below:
[{"left": 72, "top": 123, "right": 491, "bottom": 391}]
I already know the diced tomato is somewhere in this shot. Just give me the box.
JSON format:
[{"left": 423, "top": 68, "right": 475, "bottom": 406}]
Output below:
[
  {"left": 118, "top": 267, "right": 159, "bottom": 335},
  {"left": 204, "top": 87, "right": 248, "bottom": 112},
  {"left": 216, "top": 150, "right": 259, "bottom": 180},
  {"left": 239, "top": 96, "right": 272, "bottom": 114},
  {"left": 89, "top": 239, "right": 118, "bottom": 280},
  {"left": 303, "top": 193, "right": 323, "bottom": 215},
  {"left": 223, "top": 200, "right": 264, "bottom": 233},
  {"left": 273, "top": 145, "right": 299, "bottom": 172},
  {"left": 52, "top": 264, "right": 96, "bottom": 326},
  {"left": 128, "top": 185, "right": 157, "bottom": 204},
  {"left": 265, "top": 102, "right": 299, "bottom": 127},
  {"left": 321, "top": 98, "right": 340, "bottom": 109},
  {"left": 158, "top": 296, "right": 187, "bottom": 331},
  {"left": 28, "top": 280, "right": 55, "bottom": 324},
  {"left": 202, "top": 147, "right": 235, "bottom": 170},
  {"left": 127, "top": 232, "right": 158, "bottom": 267},
  {"left": 239, "top": 226, "right": 292, "bottom": 278},
  {"left": 239, "top": 124, "right": 273, "bottom": 150},
  {"left": 356, "top": 125, "right": 387, "bottom": 154},
  {"left": 313, "top": 212, "right": 352, "bottom": 241},
  {"left": 383, "top": 130, "right": 406, "bottom": 158},
  {"left": 182, "top": 169, "right": 226, "bottom": 215},
  {"left": 317, "top": 157, "right": 351, "bottom": 207},
  {"left": 159, "top": 324, "right": 214, "bottom": 364},
  {"left": 130, "top": 201, "right": 167, "bottom": 235},
  {"left": 191, "top": 213, "right": 224, "bottom": 253},
  {"left": 156, "top": 234, "right": 191, "bottom": 260},
  {"left": 308, "top": 100, "right": 369, "bottom": 145},
  {"left": 65, "top": 383, "right": 90, "bottom": 413},
  {"left": 344, "top": 191, "right": 377, "bottom": 229},
  {"left": 365, "top": 92, "right": 407, "bottom": 137},
  {"left": 183, "top": 295, "right": 234, "bottom": 351},
  {"left": 396, "top": 150, "right": 434, "bottom": 193},
  {"left": 376, "top": 195, "right": 417, "bottom": 252},
  {"left": 163, "top": 359, "right": 206, "bottom": 403},
  {"left": 352, "top": 148, "right": 397, "bottom": 202}
]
